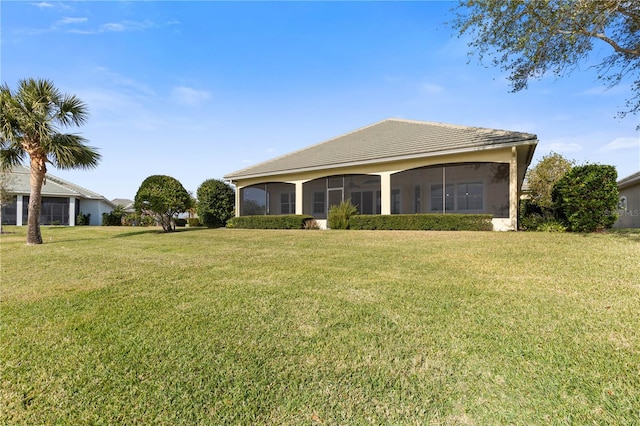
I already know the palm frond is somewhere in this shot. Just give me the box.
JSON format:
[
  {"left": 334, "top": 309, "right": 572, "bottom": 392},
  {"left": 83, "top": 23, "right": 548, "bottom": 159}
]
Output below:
[
  {"left": 0, "top": 146, "right": 27, "bottom": 171},
  {"left": 47, "top": 133, "right": 101, "bottom": 170}
]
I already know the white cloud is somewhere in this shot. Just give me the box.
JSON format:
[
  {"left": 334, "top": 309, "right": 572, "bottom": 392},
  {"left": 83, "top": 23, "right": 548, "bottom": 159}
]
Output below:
[
  {"left": 171, "top": 86, "right": 211, "bottom": 106},
  {"left": 602, "top": 136, "right": 640, "bottom": 152},
  {"left": 31, "top": 2, "right": 53, "bottom": 8},
  {"left": 101, "top": 20, "right": 154, "bottom": 33},
  {"left": 57, "top": 17, "right": 88, "bottom": 25}
]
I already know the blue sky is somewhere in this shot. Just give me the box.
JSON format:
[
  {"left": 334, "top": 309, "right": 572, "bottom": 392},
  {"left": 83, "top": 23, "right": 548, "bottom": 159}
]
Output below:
[{"left": 2, "top": 1, "right": 639, "bottom": 200}]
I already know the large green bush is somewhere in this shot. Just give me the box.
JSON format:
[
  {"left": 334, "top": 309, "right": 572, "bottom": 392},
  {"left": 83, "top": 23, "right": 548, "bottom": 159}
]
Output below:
[
  {"left": 328, "top": 200, "right": 358, "bottom": 230},
  {"left": 552, "top": 164, "right": 618, "bottom": 232},
  {"left": 227, "top": 215, "right": 314, "bottom": 229},
  {"left": 196, "top": 179, "right": 235, "bottom": 228},
  {"left": 349, "top": 214, "right": 493, "bottom": 231},
  {"left": 134, "top": 175, "right": 192, "bottom": 232}
]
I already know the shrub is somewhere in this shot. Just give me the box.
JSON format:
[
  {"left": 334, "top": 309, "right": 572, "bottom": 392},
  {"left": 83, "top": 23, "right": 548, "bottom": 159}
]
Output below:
[
  {"left": 552, "top": 164, "right": 619, "bottom": 232},
  {"left": 349, "top": 214, "right": 493, "bottom": 231},
  {"left": 536, "top": 221, "right": 567, "bottom": 233},
  {"left": 174, "top": 218, "right": 187, "bottom": 227},
  {"left": 196, "top": 179, "right": 235, "bottom": 228},
  {"left": 303, "top": 219, "right": 320, "bottom": 230},
  {"left": 102, "top": 211, "right": 122, "bottom": 226},
  {"left": 328, "top": 200, "right": 358, "bottom": 230},
  {"left": 134, "top": 175, "right": 192, "bottom": 232},
  {"left": 76, "top": 212, "right": 91, "bottom": 226},
  {"left": 227, "top": 215, "right": 314, "bottom": 229},
  {"left": 187, "top": 218, "right": 202, "bottom": 227}
]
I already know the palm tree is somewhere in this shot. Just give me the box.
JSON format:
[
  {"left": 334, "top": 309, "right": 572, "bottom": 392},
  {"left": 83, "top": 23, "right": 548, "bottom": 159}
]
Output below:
[{"left": 0, "top": 78, "right": 100, "bottom": 244}]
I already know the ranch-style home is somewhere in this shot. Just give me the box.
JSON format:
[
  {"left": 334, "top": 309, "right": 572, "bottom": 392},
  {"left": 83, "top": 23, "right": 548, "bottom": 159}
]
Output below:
[
  {"left": 224, "top": 118, "right": 538, "bottom": 231},
  {"left": 1, "top": 165, "right": 114, "bottom": 226}
]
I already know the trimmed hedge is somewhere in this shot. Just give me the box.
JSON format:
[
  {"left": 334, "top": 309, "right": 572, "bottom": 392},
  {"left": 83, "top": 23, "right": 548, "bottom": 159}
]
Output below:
[
  {"left": 227, "top": 215, "right": 315, "bottom": 229},
  {"left": 349, "top": 214, "right": 494, "bottom": 231}
]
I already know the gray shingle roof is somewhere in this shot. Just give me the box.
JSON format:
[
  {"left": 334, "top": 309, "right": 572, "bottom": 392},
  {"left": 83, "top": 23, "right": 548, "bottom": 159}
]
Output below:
[
  {"left": 618, "top": 171, "right": 640, "bottom": 189},
  {"left": 5, "top": 165, "right": 112, "bottom": 201},
  {"left": 224, "top": 118, "right": 538, "bottom": 180}
]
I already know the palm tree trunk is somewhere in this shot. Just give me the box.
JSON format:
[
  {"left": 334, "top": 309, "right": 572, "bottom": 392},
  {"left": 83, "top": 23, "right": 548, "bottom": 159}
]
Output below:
[{"left": 27, "top": 158, "right": 46, "bottom": 245}]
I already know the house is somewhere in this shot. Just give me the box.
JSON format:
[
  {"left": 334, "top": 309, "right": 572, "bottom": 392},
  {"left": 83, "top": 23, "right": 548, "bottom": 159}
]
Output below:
[
  {"left": 1, "top": 165, "right": 114, "bottom": 226},
  {"left": 614, "top": 171, "right": 640, "bottom": 228},
  {"left": 111, "top": 198, "right": 136, "bottom": 214},
  {"left": 224, "top": 118, "right": 538, "bottom": 230}
]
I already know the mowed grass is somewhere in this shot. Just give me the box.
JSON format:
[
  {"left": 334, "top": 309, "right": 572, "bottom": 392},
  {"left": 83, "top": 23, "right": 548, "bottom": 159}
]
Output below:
[{"left": 1, "top": 226, "right": 639, "bottom": 424}]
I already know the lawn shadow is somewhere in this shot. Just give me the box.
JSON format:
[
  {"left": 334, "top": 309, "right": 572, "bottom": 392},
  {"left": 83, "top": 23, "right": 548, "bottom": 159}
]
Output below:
[{"left": 112, "top": 227, "right": 210, "bottom": 238}]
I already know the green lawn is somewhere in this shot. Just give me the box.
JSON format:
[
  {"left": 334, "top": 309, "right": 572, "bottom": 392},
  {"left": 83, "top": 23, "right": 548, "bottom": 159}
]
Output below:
[{"left": 1, "top": 226, "right": 639, "bottom": 424}]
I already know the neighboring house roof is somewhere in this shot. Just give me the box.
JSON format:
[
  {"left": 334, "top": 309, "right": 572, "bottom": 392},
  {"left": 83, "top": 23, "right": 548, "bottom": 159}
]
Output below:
[
  {"left": 617, "top": 171, "right": 640, "bottom": 190},
  {"left": 5, "top": 165, "right": 114, "bottom": 204},
  {"left": 111, "top": 198, "right": 135, "bottom": 212},
  {"left": 224, "top": 118, "right": 538, "bottom": 180}
]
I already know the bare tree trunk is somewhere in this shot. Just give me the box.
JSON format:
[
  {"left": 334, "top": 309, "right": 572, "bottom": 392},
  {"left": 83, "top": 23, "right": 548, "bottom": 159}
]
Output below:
[{"left": 27, "top": 158, "right": 46, "bottom": 245}]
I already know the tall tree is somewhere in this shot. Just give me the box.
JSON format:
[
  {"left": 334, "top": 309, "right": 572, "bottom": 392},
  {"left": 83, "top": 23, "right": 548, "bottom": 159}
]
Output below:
[
  {"left": 452, "top": 1, "right": 640, "bottom": 124},
  {"left": 0, "top": 78, "right": 100, "bottom": 244}
]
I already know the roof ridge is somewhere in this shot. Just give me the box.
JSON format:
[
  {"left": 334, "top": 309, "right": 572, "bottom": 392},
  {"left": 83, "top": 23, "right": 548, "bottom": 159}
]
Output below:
[{"left": 386, "top": 117, "right": 532, "bottom": 136}]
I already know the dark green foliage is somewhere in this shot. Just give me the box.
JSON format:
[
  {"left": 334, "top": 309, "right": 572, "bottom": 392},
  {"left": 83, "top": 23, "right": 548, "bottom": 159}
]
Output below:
[
  {"left": 174, "top": 218, "right": 187, "bottom": 227},
  {"left": 327, "top": 200, "right": 358, "bottom": 230},
  {"left": 101, "top": 212, "right": 122, "bottom": 226},
  {"left": 102, "top": 205, "right": 125, "bottom": 226},
  {"left": 227, "top": 215, "right": 314, "bottom": 229},
  {"left": 196, "top": 179, "right": 234, "bottom": 228},
  {"left": 75, "top": 212, "right": 90, "bottom": 226},
  {"left": 349, "top": 214, "right": 493, "bottom": 231},
  {"left": 552, "top": 164, "right": 619, "bottom": 232}
]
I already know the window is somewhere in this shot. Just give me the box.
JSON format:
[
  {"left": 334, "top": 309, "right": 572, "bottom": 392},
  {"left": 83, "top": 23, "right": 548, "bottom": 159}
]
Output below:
[
  {"left": 619, "top": 196, "right": 628, "bottom": 211},
  {"left": 430, "top": 184, "right": 454, "bottom": 212},
  {"left": 431, "top": 182, "right": 483, "bottom": 212},
  {"left": 352, "top": 191, "right": 378, "bottom": 214},
  {"left": 313, "top": 192, "right": 325, "bottom": 215},
  {"left": 391, "top": 189, "right": 401, "bottom": 214},
  {"left": 280, "top": 192, "right": 295, "bottom": 214},
  {"left": 414, "top": 186, "right": 421, "bottom": 213},
  {"left": 457, "top": 182, "right": 483, "bottom": 211}
]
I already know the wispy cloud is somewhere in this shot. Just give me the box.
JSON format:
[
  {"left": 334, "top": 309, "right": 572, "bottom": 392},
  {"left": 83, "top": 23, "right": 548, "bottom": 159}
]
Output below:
[
  {"left": 101, "top": 20, "right": 154, "bottom": 33},
  {"left": 422, "top": 83, "right": 446, "bottom": 94},
  {"left": 31, "top": 2, "right": 54, "bottom": 8},
  {"left": 601, "top": 136, "right": 640, "bottom": 152},
  {"left": 171, "top": 86, "right": 211, "bottom": 106},
  {"left": 57, "top": 17, "right": 88, "bottom": 25},
  {"left": 543, "top": 138, "right": 584, "bottom": 153}
]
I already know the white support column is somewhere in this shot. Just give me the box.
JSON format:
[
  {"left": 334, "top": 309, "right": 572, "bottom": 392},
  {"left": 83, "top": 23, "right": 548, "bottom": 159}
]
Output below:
[
  {"left": 69, "top": 197, "right": 76, "bottom": 226},
  {"left": 16, "top": 195, "right": 24, "bottom": 226},
  {"left": 235, "top": 184, "right": 241, "bottom": 217},
  {"left": 379, "top": 172, "right": 392, "bottom": 215},
  {"left": 510, "top": 146, "right": 518, "bottom": 231},
  {"left": 295, "top": 181, "right": 304, "bottom": 215}
]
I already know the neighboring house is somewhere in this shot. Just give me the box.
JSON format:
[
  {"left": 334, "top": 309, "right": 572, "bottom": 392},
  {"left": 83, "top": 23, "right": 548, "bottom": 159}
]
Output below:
[
  {"left": 614, "top": 171, "right": 640, "bottom": 228},
  {"left": 0, "top": 165, "right": 114, "bottom": 226},
  {"left": 111, "top": 198, "right": 135, "bottom": 214},
  {"left": 224, "top": 118, "right": 538, "bottom": 231}
]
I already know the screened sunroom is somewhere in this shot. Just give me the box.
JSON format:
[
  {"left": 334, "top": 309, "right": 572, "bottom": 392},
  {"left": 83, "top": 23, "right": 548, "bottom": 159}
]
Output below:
[{"left": 226, "top": 119, "right": 537, "bottom": 230}]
